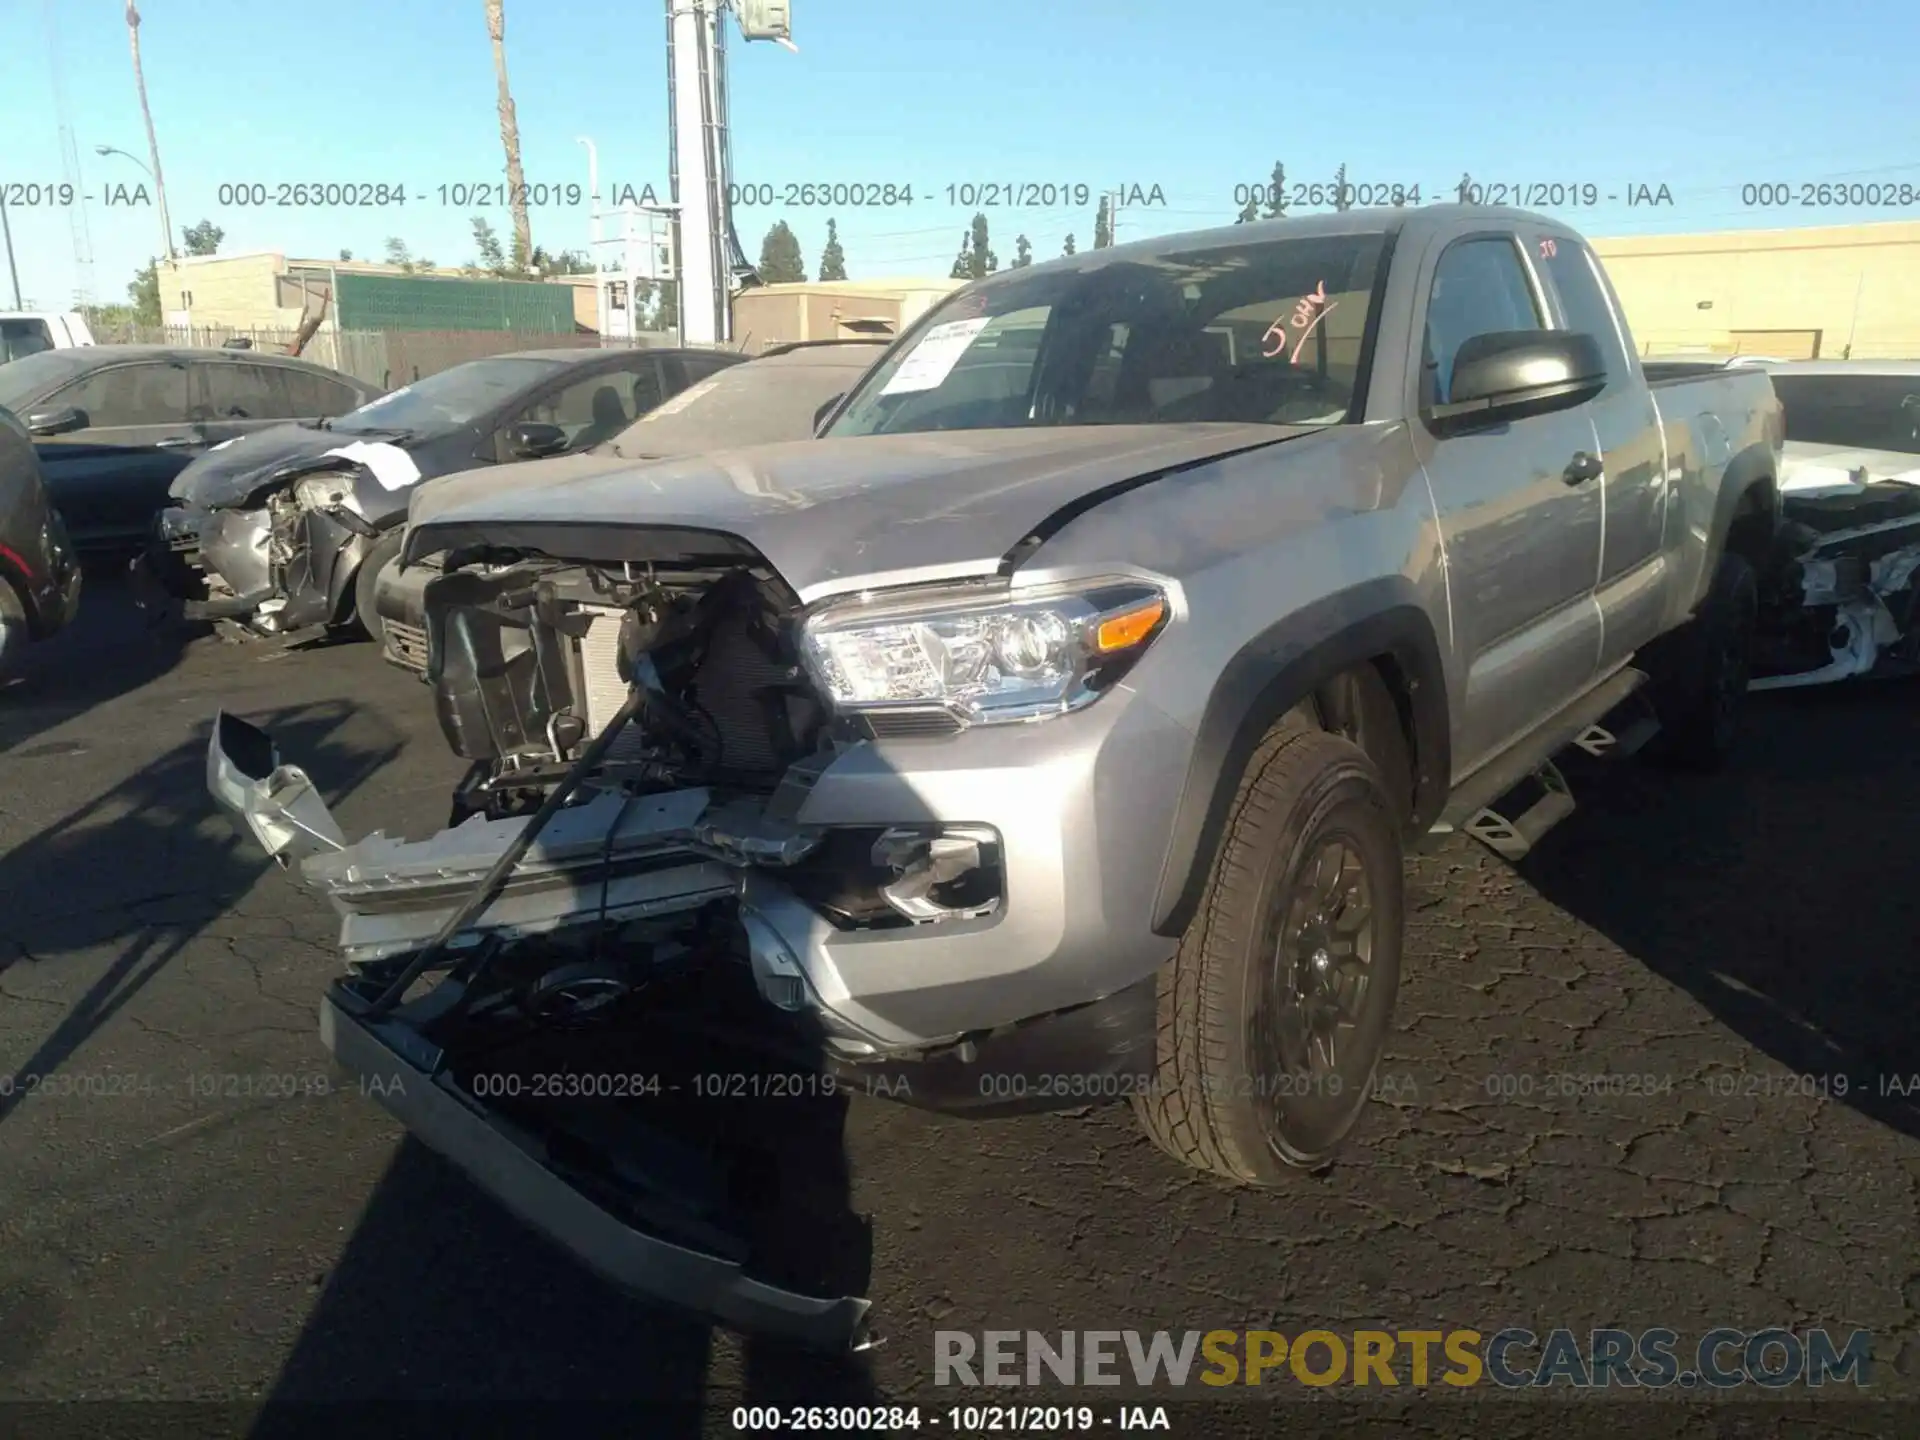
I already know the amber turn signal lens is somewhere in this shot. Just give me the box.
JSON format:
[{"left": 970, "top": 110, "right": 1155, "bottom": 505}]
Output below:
[{"left": 1094, "top": 598, "right": 1167, "bottom": 653}]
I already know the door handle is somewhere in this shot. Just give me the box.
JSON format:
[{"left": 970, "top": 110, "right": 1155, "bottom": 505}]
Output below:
[
  {"left": 1563, "top": 451, "right": 1604, "bottom": 484},
  {"left": 156, "top": 436, "right": 197, "bottom": 448}
]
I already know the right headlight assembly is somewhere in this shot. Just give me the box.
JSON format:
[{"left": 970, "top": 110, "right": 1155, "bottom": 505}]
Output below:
[
  {"left": 292, "top": 473, "right": 359, "bottom": 513},
  {"left": 800, "top": 579, "right": 1171, "bottom": 727}
]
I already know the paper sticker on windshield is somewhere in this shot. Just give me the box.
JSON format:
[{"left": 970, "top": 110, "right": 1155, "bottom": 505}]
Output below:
[
  {"left": 879, "top": 317, "right": 993, "bottom": 395},
  {"left": 323, "top": 440, "right": 421, "bottom": 492}
]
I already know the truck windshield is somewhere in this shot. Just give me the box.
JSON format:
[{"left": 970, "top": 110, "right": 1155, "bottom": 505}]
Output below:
[
  {"left": 826, "top": 231, "right": 1389, "bottom": 437},
  {"left": 1770, "top": 374, "right": 1920, "bottom": 456},
  {"left": 332, "top": 356, "right": 565, "bottom": 435}
]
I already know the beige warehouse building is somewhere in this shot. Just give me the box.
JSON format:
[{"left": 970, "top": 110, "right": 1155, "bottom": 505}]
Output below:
[
  {"left": 731, "top": 279, "right": 963, "bottom": 353},
  {"left": 1592, "top": 219, "right": 1920, "bottom": 360}
]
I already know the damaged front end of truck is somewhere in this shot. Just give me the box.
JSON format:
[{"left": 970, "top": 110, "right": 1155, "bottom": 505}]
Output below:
[
  {"left": 205, "top": 526, "right": 1032, "bottom": 1352},
  {"left": 1753, "top": 470, "right": 1920, "bottom": 689}
]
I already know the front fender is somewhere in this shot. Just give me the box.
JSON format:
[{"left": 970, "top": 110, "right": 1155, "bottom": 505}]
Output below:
[{"left": 1149, "top": 579, "right": 1449, "bottom": 937}]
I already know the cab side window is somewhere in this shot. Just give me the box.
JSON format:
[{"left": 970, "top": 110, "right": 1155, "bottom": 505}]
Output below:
[
  {"left": 195, "top": 361, "right": 291, "bottom": 420},
  {"left": 510, "top": 370, "right": 635, "bottom": 449},
  {"left": 47, "top": 362, "right": 189, "bottom": 428},
  {"left": 1535, "top": 239, "right": 1633, "bottom": 390},
  {"left": 281, "top": 370, "right": 367, "bottom": 418},
  {"left": 1421, "top": 237, "right": 1543, "bottom": 411}
]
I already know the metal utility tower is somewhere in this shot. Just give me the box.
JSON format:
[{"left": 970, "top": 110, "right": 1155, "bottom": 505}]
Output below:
[
  {"left": 44, "top": 0, "right": 96, "bottom": 305},
  {"left": 664, "top": 0, "right": 792, "bottom": 346}
]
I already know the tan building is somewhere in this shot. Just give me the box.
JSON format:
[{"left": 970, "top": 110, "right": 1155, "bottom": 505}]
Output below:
[
  {"left": 731, "top": 279, "right": 964, "bottom": 352},
  {"left": 1592, "top": 219, "right": 1920, "bottom": 360}
]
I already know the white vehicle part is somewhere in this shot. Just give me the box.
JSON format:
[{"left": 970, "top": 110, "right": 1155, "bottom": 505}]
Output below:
[
  {"left": 1750, "top": 597, "right": 1903, "bottom": 691},
  {"left": 321, "top": 440, "right": 421, "bottom": 492}
]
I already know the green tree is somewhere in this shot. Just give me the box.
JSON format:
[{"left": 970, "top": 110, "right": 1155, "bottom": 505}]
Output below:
[
  {"left": 1262, "top": 162, "right": 1289, "bottom": 219},
  {"left": 127, "top": 260, "right": 161, "bottom": 325},
  {"left": 1235, "top": 193, "right": 1259, "bottom": 223},
  {"left": 181, "top": 219, "right": 222, "bottom": 256},
  {"left": 338, "top": 249, "right": 353, "bottom": 261},
  {"left": 1062, "top": 233, "right": 1076, "bottom": 256},
  {"left": 653, "top": 279, "right": 679, "bottom": 331},
  {"left": 1455, "top": 172, "right": 1476, "bottom": 203},
  {"left": 957, "top": 212, "right": 997, "bottom": 279},
  {"left": 383, "top": 236, "right": 417, "bottom": 274},
  {"left": 530, "top": 245, "right": 593, "bottom": 275},
  {"left": 758, "top": 221, "right": 806, "bottom": 283},
  {"left": 470, "top": 216, "right": 509, "bottom": 274},
  {"left": 1332, "top": 163, "right": 1352, "bottom": 211},
  {"left": 1011, "top": 234, "right": 1032, "bottom": 269},
  {"left": 1093, "top": 196, "right": 1112, "bottom": 249},
  {"left": 818, "top": 218, "right": 847, "bottom": 281}
]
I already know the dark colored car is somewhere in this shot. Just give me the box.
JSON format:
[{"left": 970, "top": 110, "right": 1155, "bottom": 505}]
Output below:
[
  {"left": 0, "top": 345, "right": 378, "bottom": 550},
  {"left": 372, "top": 339, "right": 887, "bottom": 674},
  {"left": 144, "top": 345, "right": 745, "bottom": 644},
  {"left": 0, "top": 405, "right": 83, "bottom": 679}
]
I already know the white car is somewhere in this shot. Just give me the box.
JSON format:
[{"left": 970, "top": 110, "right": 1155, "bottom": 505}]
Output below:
[{"left": 0, "top": 311, "right": 96, "bottom": 363}]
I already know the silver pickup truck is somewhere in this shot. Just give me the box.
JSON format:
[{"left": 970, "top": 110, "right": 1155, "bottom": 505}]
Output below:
[{"left": 206, "top": 206, "right": 1782, "bottom": 1351}]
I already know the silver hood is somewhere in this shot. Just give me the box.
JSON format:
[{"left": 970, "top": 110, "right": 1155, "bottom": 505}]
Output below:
[{"left": 403, "top": 423, "right": 1303, "bottom": 603}]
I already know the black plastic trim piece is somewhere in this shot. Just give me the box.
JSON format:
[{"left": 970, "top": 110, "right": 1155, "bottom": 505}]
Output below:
[{"left": 1149, "top": 582, "right": 1449, "bottom": 937}]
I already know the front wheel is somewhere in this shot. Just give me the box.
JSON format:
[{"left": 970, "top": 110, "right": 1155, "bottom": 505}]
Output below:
[
  {"left": 1132, "top": 719, "right": 1404, "bottom": 1185},
  {"left": 352, "top": 530, "right": 406, "bottom": 648},
  {"left": 1642, "top": 551, "right": 1758, "bottom": 771}
]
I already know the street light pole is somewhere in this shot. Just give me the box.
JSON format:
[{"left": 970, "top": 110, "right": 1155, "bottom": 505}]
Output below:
[
  {"left": 96, "top": 145, "right": 170, "bottom": 268},
  {"left": 0, "top": 192, "right": 22, "bottom": 309},
  {"left": 578, "top": 136, "right": 609, "bottom": 338}
]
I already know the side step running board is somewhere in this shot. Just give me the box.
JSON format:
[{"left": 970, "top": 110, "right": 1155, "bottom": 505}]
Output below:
[
  {"left": 1461, "top": 759, "right": 1573, "bottom": 861},
  {"left": 1431, "top": 667, "right": 1651, "bottom": 860}
]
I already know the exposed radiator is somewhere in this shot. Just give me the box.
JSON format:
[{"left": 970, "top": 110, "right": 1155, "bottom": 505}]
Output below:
[{"left": 575, "top": 603, "right": 792, "bottom": 772}]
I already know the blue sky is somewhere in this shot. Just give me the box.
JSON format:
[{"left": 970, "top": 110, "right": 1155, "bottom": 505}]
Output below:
[{"left": 2, "top": 0, "right": 1916, "bottom": 310}]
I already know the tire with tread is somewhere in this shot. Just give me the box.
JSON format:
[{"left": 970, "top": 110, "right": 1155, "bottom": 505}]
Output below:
[
  {"left": 1132, "top": 716, "right": 1404, "bottom": 1186},
  {"left": 1643, "top": 551, "right": 1757, "bottom": 771}
]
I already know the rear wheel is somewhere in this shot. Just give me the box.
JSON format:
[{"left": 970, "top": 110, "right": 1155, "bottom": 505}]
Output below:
[
  {"left": 0, "top": 576, "right": 28, "bottom": 682},
  {"left": 352, "top": 531, "right": 406, "bottom": 648},
  {"left": 1132, "top": 717, "right": 1404, "bottom": 1185}
]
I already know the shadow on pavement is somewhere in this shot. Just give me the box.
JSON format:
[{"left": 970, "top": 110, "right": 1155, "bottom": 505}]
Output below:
[
  {"left": 0, "top": 559, "right": 203, "bottom": 755},
  {"left": 249, "top": 1100, "right": 880, "bottom": 1435},
  {"left": 0, "top": 697, "right": 400, "bottom": 1128},
  {"left": 1518, "top": 676, "right": 1920, "bottom": 1140}
]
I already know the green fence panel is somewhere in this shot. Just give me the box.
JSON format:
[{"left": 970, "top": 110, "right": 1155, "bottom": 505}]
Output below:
[{"left": 332, "top": 273, "right": 575, "bottom": 333}]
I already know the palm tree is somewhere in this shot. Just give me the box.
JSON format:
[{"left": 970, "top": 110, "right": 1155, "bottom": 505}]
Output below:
[
  {"left": 124, "top": 1, "right": 175, "bottom": 259},
  {"left": 484, "top": 0, "right": 534, "bottom": 271}
]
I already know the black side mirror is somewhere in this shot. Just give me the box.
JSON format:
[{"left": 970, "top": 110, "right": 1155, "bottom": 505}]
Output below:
[
  {"left": 1429, "top": 331, "right": 1607, "bottom": 434},
  {"left": 507, "top": 421, "right": 569, "bottom": 459},
  {"left": 26, "top": 406, "right": 89, "bottom": 438},
  {"left": 812, "top": 392, "right": 846, "bottom": 433}
]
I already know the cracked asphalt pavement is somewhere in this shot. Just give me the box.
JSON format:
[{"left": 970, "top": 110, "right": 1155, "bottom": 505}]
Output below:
[{"left": 1, "top": 571, "right": 1916, "bottom": 1433}]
